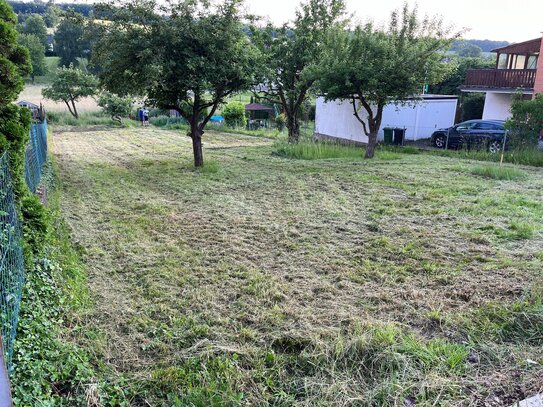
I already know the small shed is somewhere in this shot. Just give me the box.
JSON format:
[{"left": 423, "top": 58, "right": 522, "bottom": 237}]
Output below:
[
  {"left": 16, "top": 100, "right": 43, "bottom": 121},
  {"left": 315, "top": 95, "right": 458, "bottom": 143},
  {"left": 245, "top": 103, "right": 275, "bottom": 129}
]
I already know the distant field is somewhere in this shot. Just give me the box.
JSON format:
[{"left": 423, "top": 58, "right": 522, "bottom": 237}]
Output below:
[
  {"left": 18, "top": 57, "right": 100, "bottom": 114},
  {"left": 19, "top": 84, "right": 99, "bottom": 113},
  {"left": 52, "top": 127, "right": 543, "bottom": 405}
]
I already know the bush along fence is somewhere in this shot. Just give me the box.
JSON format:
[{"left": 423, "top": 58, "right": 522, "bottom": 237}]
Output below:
[{"left": 0, "top": 118, "right": 48, "bottom": 374}]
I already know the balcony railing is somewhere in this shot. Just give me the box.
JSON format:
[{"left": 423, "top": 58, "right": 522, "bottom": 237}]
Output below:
[{"left": 464, "top": 69, "right": 536, "bottom": 90}]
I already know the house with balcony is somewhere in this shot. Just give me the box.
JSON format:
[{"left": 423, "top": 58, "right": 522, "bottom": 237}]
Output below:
[{"left": 461, "top": 34, "right": 543, "bottom": 121}]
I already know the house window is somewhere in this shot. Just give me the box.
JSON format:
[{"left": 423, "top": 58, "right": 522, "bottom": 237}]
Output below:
[
  {"left": 514, "top": 55, "right": 526, "bottom": 69},
  {"left": 527, "top": 55, "right": 538, "bottom": 69},
  {"left": 497, "top": 53, "right": 508, "bottom": 69}
]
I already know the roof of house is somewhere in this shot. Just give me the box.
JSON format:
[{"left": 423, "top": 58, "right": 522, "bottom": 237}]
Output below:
[
  {"left": 245, "top": 103, "right": 274, "bottom": 111},
  {"left": 16, "top": 100, "right": 39, "bottom": 108},
  {"left": 492, "top": 37, "right": 541, "bottom": 54}
]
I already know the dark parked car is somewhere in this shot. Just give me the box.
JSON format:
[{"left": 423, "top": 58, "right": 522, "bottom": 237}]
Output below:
[{"left": 431, "top": 120, "right": 506, "bottom": 153}]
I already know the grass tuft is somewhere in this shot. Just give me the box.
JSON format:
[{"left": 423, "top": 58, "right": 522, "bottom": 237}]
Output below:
[
  {"left": 273, "top": 141, "right": 363, "bottom": 160},
  {"left": 470, "top": 165, "right": 527, "bottom": 180}
]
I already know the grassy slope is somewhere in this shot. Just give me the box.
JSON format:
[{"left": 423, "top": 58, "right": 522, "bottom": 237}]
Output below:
[{"left": 52, "top": 127, "right": 543, "bottom": 405}]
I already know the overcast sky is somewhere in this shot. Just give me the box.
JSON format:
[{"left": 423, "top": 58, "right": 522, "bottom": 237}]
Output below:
[{"left": 246, "top": 0, "right": 543, "bottom": 43}]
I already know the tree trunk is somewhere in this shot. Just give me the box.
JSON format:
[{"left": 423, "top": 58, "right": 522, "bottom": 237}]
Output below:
[
  {"left": 191, "top": 128, "right": 204, "bottom": 167},
  {"left": 71, "top": 99, "right": 79, "bottom": 119},
  {"left": 365, "top": 131, "right": 378, "bottom": 159},
  {"left": 287, "top": 115, "right": 300, "bottom": 144}
]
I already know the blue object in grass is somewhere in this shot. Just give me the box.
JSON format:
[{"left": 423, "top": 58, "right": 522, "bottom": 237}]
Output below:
[{"left": 210, "top": 115, "right": 224, "bottom": 123}]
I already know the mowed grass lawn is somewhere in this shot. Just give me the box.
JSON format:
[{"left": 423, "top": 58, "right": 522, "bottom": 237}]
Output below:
[{"left": 52, "top": 127, "right": 543, "bottom": 406}]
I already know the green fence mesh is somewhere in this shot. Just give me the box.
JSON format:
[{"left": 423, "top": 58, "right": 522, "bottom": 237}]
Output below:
[
  {"left": 0, "top": 152, "right": 26, "bottom": 373},
  {"left": 0, "top": 118, "right": 48, "bottom": 373},
  {"left": 25, "top": 119, "right": 48, "bottom": 193}
]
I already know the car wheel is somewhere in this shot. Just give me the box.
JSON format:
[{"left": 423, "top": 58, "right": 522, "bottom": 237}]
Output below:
[
  {"left": 434, "top": 134, "right": 446, "bottom": 149},
  {"left": 488, "top": 140, "right": 502, "bottom": 154}
]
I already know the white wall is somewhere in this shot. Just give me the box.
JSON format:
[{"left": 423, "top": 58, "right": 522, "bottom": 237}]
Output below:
[
  {"left": 315, "top": 96, "right": 458, "bottom": 143},
  {"left": 482, "top": 92, "right": 513, "bottom": 121}
]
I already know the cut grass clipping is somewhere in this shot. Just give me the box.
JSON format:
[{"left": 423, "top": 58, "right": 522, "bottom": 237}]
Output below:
[
  {"left": 51, "top": 127, "right": 543, "bottom": 405},
  {"left": 470, "top": 165, "right": 527, "bottom": 180}
]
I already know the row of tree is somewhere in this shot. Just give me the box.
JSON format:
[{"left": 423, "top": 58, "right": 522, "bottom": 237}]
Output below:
[
  {"left": 85, "top": 0, "right": 459, "bottom": 165},
  {"left": 14, "top": 7, "right": 96, "bottom": 82}
]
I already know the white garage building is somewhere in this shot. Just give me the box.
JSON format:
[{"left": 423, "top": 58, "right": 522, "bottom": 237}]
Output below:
[{"left": 315, "top": 95, "right": 458, "bottom": 144}]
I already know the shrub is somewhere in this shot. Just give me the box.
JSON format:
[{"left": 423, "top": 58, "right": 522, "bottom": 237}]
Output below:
[
  {"left": 150, "top": 115, "right": 187, "bottom": 128},
  {"left": 97, "top": 92, "right": 133, "bottom": 124},
  {"left": 507, "top": 93, "right": 543, "bottom": 149},
  {"left": 222, "top": 102, "right": 247, "bottom": 128},
  {"left": 275, "top": 113, "right": 286, "bottom": 131}
]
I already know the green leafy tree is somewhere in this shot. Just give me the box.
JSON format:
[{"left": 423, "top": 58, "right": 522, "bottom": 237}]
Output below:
[
  {"left": 42, "top": 65, "right": 98, "bottom": 118},
  {"left": 316, "top": 4, "right": 458, "bottom": 158},
  {"left": 457, "top": 42, "right": 483, "bottom": 58},
  {"left": 253, "top": 0, "right": 346, "bottom": 144},
  {"left": 18, "top": 33, "right": 47, "bottom": 82},
  {"left": 507, "top": 93, "right": 543, "bottom": 148},
  {"left": 93, "top": 0, "right": 260, "bottom": 167},
  {"left": 429, "top": 56, "right": 494, "bottom": 95},
  {"left": 0, "top": 0, "right": 31, "bottom": 106},
  {"left": 222, "top": 101, "right": 247, "bottom": 127},
  {"left": 44, "top": 2, "right": 60, "bottom": 28},
  {"left": 19, "top": 14, "right": 48, "bottom": 48},
  {"left": 54, "top": 12, "right": 89, "bottom": 67},
  {"left": 97, "top": 92, "right": 133, "bottom": 124},
  {"left": 1, "top": 0, "right": 47, "bottom": 258}
]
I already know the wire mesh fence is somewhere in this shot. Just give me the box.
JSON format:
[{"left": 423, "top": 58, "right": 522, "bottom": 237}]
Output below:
[
  {"left": 0, "top": 118, "right": 48, "bottom": 373},
  {"left": 0, "top": 152, "right": 26, "bottom": 373},
  {"left": 25, "top": 119, "right": 48, "bottom": 194}
]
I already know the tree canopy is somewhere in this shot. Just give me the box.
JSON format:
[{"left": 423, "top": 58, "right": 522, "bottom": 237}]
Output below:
[
  {"left": 54, "top": 12, "right": 89, "bottom": 67},
  {"left": 93, "top": 0, "right": 260, "bottom": 167},
  {"left": 18, "top": 33, "right": 47, "bottom": 82},
  {"left": 19, "top": 13, "right": 47, "bottom": 48},
  {"left": 0, "top": 0, "right": 31, "bottom": 105},
  {"left": 253, "top": 0, "right": 346, "bottom": 143},
  {"left": 42, "top": 65, "right": 98, "bottom": 118},
  {"left": 316, "top": 4, "right": 458, "bottom": 158},
  {"left": 508, "top": 93, "right": 543, "bottom": 148},
  {"left": 97, "top": 92, "right": 133, "bottom": 124}
]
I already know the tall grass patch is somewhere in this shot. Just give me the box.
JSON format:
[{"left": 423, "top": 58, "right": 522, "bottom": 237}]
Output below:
[
  {"left": 274, "top": 141, "right": 363, "bottom": 160},
  {"left": 432, "top": 147, "right": 543, "bottom": 167},
  {"left": 47, "top": 111, "right": 136, "bottom": 127},
  {"left": 470, "top": 165, "right": 527, "bottom": 180}
]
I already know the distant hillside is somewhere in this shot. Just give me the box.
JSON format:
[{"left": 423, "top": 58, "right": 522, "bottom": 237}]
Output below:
[
  {"left": 451, "top": 39, "right": 510, "bottom": 53},
  {"left": 8, "top": 1, "right": 94, "bottom": 16}
]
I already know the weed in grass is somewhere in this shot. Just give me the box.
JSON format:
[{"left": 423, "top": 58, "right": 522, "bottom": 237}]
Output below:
[
  {"left": 197, "top": 160, "right": 221, "bottom": 174},
  {"left": 495, "top": 221, "right": 537, "bottom": 240},
  {"left": 464, "top": 289, "right": 543, "bottom": 345},
  {"left": 375, "top": 150, "right": 402, "bottom": 160},
  {"left": 470, "top": 165, "right": 527, "bottom": 180}
]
